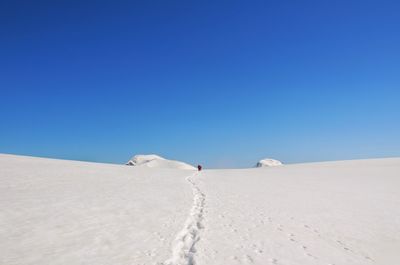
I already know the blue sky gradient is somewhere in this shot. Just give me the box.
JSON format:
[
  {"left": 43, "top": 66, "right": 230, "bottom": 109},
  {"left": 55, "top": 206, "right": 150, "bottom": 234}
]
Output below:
[{"left": 1, "top": 1, "right": 399, "bottom": 168}]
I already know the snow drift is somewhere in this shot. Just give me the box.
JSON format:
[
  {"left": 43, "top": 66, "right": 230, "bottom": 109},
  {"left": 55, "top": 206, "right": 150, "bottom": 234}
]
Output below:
[
  {"left": 256, "top": 158, "right": 283, "bottom": 167},
  {"left": 126, "top": 154, "right": 196, "bottom": 170}
]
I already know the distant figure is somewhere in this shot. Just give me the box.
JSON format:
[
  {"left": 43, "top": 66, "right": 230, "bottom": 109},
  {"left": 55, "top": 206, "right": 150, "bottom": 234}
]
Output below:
[{"left": 197, "top": 165, "right": 202, "bottom": 171}]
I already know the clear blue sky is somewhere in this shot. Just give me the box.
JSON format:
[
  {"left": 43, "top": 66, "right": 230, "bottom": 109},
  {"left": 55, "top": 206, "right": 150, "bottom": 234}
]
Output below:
[{"left": 1, "top": 1, "right": 399, "bottom": 168}]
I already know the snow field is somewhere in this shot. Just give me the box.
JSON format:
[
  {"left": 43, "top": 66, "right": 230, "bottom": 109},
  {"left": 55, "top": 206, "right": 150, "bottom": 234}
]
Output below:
[
  {"left": 1, "top": 154, "right": 400, "bottom": 265},
  {"left": 0, "top": 154, "right": 193, "bottom": 265}
]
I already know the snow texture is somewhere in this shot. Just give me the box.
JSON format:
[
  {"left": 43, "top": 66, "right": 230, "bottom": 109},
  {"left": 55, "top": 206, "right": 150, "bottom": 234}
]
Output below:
[
  {"left": 1, "top": 154, "right": 400, "bottom": 265},
  {"left": 127, "top": 154, "right": 196, "bottom": 170}
]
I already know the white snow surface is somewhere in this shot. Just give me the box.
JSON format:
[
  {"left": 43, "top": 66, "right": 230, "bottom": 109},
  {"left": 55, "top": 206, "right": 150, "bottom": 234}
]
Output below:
[
  {"left": 1, "top": 154, "right": 400, "bottom": 265},
  {"left": 256, "top": 158, "right": 283, "bottom": 167},
  {"left": 127, "top": 154, "right": 196, "bottom": 170}
]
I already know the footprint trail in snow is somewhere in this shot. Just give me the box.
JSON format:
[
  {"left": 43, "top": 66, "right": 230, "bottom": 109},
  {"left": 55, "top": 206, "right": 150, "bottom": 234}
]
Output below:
[{"left": 163, "top": 172, "right": 205, "bottom": 265}]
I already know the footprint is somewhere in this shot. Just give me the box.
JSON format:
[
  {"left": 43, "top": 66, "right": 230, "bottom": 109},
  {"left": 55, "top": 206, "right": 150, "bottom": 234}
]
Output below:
[
  {"left": 235, "top": 244, "right": 244, "bottom": 250},
  {"left": 270, "top": 258, "right": 278, "bottom": 264},
  {"left": 336, "top": 240, "right": 353, "bottom": 252},
  {"left": 288, "top": 233, "right": 296, "bottom": 242},
  {"left": 243, "top": 254, "right": 254, "bottom": 263},
  {"left": 145, "top": 250, "right": 155, "bottom": 257},
  {"left": 251, "top": 244, "right": 263, "bottom": 254},
  {"left": 305, "top": 252, "right": 317, "bottom": 259},
  {"left": 254, "top": 249, "right": 263, "bottom": 254}
]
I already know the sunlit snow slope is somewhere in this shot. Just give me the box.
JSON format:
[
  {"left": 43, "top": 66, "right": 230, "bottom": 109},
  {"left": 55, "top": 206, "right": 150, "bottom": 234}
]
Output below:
[
  {"left": 1, "top": 154, "right": 399, "bottom": 265},
  {"left": 196, "top": 158, "right": 400, "bottom": 265},
  {"left": 0, "top": 154, "right": 194, "bottom": 265}
]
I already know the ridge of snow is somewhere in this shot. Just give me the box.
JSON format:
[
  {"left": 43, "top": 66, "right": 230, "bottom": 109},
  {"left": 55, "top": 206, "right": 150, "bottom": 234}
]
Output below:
[
  {"left": 256, "top": 158, "right": 283, "bottom": 167},
  {"left": 126, "top": 154, "right": 196, "bottom": 170}
]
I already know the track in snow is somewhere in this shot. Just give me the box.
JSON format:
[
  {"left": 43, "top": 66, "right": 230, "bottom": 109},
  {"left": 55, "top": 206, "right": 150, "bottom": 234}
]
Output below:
[{"left": 163, "top": 172, "right": 205, "bottom": 265}]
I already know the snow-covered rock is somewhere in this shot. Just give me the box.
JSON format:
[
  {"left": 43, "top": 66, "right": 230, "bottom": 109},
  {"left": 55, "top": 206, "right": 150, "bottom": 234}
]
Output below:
[
  {"left": 256, "top": 158, "right": 283, "bottom": 167},
  {"left": 126, "top": 154, "right": 164, "bottom": 166},
  {"left": 126, "top": 154, "right": 196, "bottom": 170}
]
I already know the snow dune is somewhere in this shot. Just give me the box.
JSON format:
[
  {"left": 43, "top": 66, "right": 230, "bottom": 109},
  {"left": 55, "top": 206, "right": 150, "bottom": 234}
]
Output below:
[{"left": 1, "top": 154, "right": 399, "bottom": 265}]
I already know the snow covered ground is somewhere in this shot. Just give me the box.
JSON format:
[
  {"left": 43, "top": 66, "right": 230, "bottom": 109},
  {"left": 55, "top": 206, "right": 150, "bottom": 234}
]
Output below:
[
  {"left": 195, "top": 159, "right": 400, "bottom": 265},
  {"left": 0, "top": 154, "right": 193, "bottom": 265},
  {"left": 1, "top": 154, "right": 399, "bottom": 265}
]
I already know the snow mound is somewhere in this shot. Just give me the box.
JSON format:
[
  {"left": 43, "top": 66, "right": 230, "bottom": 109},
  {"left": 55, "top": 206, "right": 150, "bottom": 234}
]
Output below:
[
  {"left": 126, "top": 154, "right": 196, "bottom": 170},
  {"left": 126, "top": 154, "right": 165, "bottom": 166},
  {"left": 256, "top": 158, "right": 283, "bottom": 167}
]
